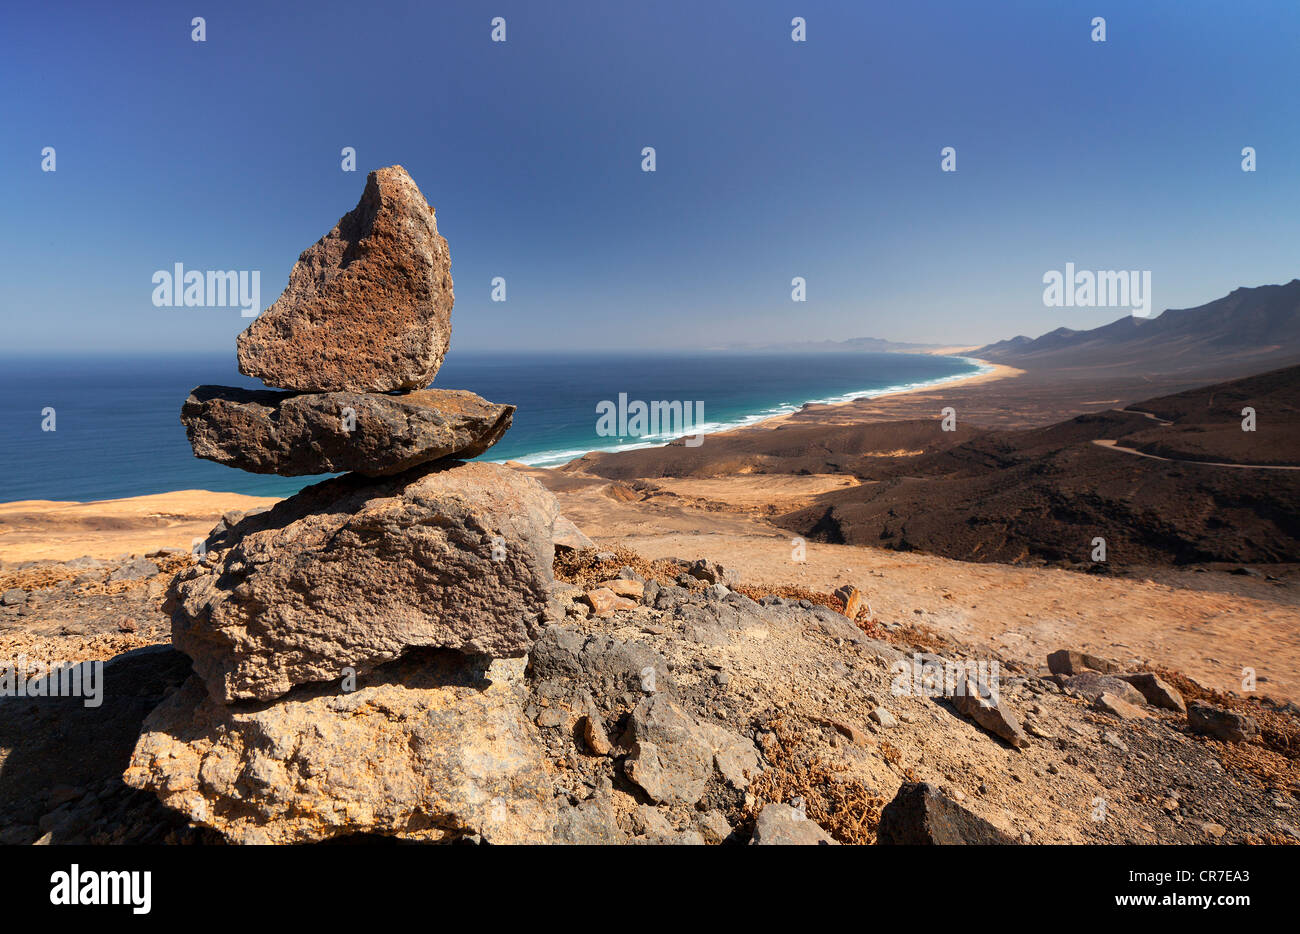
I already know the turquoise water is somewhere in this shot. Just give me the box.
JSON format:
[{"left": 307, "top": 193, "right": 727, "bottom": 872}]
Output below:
[{"left": 0, "top": 351, "right": 983, "bottom": 502}]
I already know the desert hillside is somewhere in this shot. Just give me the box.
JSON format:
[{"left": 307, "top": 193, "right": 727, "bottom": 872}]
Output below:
[
  {"left": 976, "top": 279, "right": 1300, "bottom": 374},
  {"left": 782, "top": 366, "right": 1300, "bottom": 567}
]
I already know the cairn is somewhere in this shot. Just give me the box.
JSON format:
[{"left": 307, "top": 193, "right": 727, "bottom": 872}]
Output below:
[{"left": 124, "top": 167, "right": 562, "bottom": 843}]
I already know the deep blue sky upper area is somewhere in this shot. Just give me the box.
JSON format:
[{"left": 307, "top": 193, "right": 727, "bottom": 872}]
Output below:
[{"left": 1, "top": 0, "right": 1297, "bottom": 352}]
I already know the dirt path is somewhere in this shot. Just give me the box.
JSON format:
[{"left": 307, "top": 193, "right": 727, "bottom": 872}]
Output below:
[
  {"left": 1122, "top": 407, "right": 1173, "bottom": 426},
  {"left": 1092, "top": 438, "right": 1300, "bottom": 470}
]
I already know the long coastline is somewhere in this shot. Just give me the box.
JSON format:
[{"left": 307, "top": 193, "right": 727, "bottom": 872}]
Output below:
[{"left": 0, "top": 356, "right": 1023, "bottom": 562}]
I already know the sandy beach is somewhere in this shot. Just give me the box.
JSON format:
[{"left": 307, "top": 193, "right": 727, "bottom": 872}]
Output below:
[
  {"left": 0, "top": 357, "right": 1019, "bottom": 564},
  {"left": 750, "top": 358, "right": 1024, "bottom": 431}
]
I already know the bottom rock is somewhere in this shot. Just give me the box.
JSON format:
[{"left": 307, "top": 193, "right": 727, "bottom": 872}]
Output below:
[
  {"left": 877, "top": 782, "right": 1017, "bottom": 845},
  {"left": 749, "top": 804, "right": 837, "bottom": 845},
  {"left": 124, "top": 651, "right": 554, "bottom": 844}
]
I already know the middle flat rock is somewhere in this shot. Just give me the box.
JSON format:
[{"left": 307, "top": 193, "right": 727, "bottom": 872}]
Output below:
[
  {"left": 171, "top": 461, "right": 558, "bottom": 704},
  {"left": 182, "top": 385, "right": 514, "bottom": 476}
]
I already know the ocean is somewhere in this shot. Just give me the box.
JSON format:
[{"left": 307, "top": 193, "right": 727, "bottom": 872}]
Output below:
[{"left": 0, "top": 351, "right": 982, "bottom": 502}]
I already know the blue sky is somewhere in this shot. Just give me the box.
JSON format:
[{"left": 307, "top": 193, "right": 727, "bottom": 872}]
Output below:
[{"left": 1, "top": 0, "right": 1297, "bottom": 353}]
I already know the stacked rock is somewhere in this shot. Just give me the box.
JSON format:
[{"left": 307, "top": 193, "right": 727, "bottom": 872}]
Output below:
[
  {"left": 183, "top": 164, "right": 512, "bottom": 479},
  {"left": 124, "top": 167, "right": 563, "bottom": 843}
]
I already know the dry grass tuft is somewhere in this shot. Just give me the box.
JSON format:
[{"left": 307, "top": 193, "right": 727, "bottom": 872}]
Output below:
[
  {"left": 553, "top": 546, "right": 687, "bottom": 589},
  {"left": 731, "top": 582, "right": 838, "bottom": 609},
  {"left": 747, "top": 716, "right": 885, "bottom": 845},
  {"left": 0, "top": 566, "right": 81, "bottom": 593},
  {"left": 1245, "top": 832, "right": 1300, "bottom": 845},
  {"left": 0, "top": 552, "right": 191, "bottom": 597}
]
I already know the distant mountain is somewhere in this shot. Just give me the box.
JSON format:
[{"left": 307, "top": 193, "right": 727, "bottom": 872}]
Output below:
[{"left": 976, "top": 279, "right": 1300, "bottom": 374}]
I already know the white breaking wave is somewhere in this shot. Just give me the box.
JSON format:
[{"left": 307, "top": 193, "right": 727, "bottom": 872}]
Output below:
[{"left": 492, "top": 358, "right": 992, "bottom": 469}]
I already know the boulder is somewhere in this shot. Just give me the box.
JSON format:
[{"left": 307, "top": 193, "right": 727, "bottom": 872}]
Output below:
[
  {"left": 181, "top": 385, "right": 513, "bottom": 476},
  {"left": 833, "top": 584, "right": 865, "bottom": 618},
  {"left": 237, "top": 166, "right": 454, "bottom": 393},
  {"left": 622, "top": 694, "right": 759, "bottom": 805},
  {"left": 877, "top": 782, "right": 1017, "bottom": 845},
  {"left": 599, "top": 579, "right": 644, "bottom": 601},
  {"left": 1094, "top": 692, "right": 1148, "bottom": 720},
  {"left": 950, "top": 677, "right": 1029, "bottom": 748},
  {"left": 107, "top": 557, "right": 159, "bottom": 582},
  {"left": 1116, "top": 672, "right": 1186, "bottom": 712},
  {"left": 1062, "top": 671, "right": 1147, "bottom": 707},
  {"left": 749, "top": 804, "right": 837, "bottom": 845},
  {"left": 171, "top": 461, "right": 558, "bottom": 703},
  {"left": 579, "top": 714, "right": 614, "bottom": 755},
  {"left": 1187, "top": 701, "right": 1259, "bottom": 744},
  {"left": 685, "top": 559, "right": 738, "bottom": 587},
  {"left": 1047, "top": 649, "right": 1118, "bottom": 676},
  {"left": 697, "top": 809, "right": 734, "bottom": 844},
  {"left": 551, "top": 515, "right": 595, "bottom": 553},
  {"left": 870, "top": 706, "right": 899, "bottom": 729},
  {"left": 583, "top": 588, "right": 638, "bottom": 618},
  {"left": 825, "top": 718, "right": 871, "bottom": 745},
  {"left": 553, "top": 790, "right": 626, "bottom": 845},
  {"left": 124, "top": 651, "right": 555, "bottom": 844}
]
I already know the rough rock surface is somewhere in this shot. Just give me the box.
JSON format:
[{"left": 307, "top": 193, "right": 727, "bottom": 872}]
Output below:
[
  {"left": 685, "top": 558, "right": 739, "bottom": 587},
  {"left": 171, "top": 461, "right": 558, "bottom": 703},
  {"left": 1047, "top": 649, "right": 1118, "bottom": 676},
  {"left": 552, "top": 787, "right": 627, "bottom": 845},
  {"left": 123, "top": 651, "right": 555, "bottom": 844},
  {"left": 1061, "top": 671, "right": 1148, "bottom": 707},
  {"left": 1095, "top": 692, "right": 1149, "bottom": 720},
  {"left": 951, "top": 677, "right": 1029, "bottom": 748},
  {"left": 552, "top": 515, "right": 596, "bottom": 553},
  {"left": 1117, "top": 672, "right": 1186, "bottom": 712},
  {"left": 1187, "top": 701, "right": 1260, "bottom": 743},
  {"left": 622, "top": 694, "right": 760, "bottom": 805},
  {"left": 9, "top": 548, "right": 1295, "bottom": 847},
  {"left": 833, "top": 583, "right": 865, "bottom": 618},
  {"left": 749, "top": 803, "right": 838, "bottom": 845},
  {"left": 181, "top": 385, "right": 514, "bottom": 476},
  {"left": 236, "top": 166, "right": 454, "bottom": 393},
  {"left": 877, "top": 782, "right": 1018, "bottom": 845},
  {"left": 583, "top": 587, "right": 638, "bottom": 617}
]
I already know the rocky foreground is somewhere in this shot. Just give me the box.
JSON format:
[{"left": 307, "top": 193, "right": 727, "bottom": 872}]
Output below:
[{"left": 1, "top": 544, "right": 1297, "bottom": 845}]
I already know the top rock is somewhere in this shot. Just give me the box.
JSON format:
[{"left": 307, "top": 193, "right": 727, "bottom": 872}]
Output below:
[{"left": 236, "top": 166, "right": 453, "bottom": 393}]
